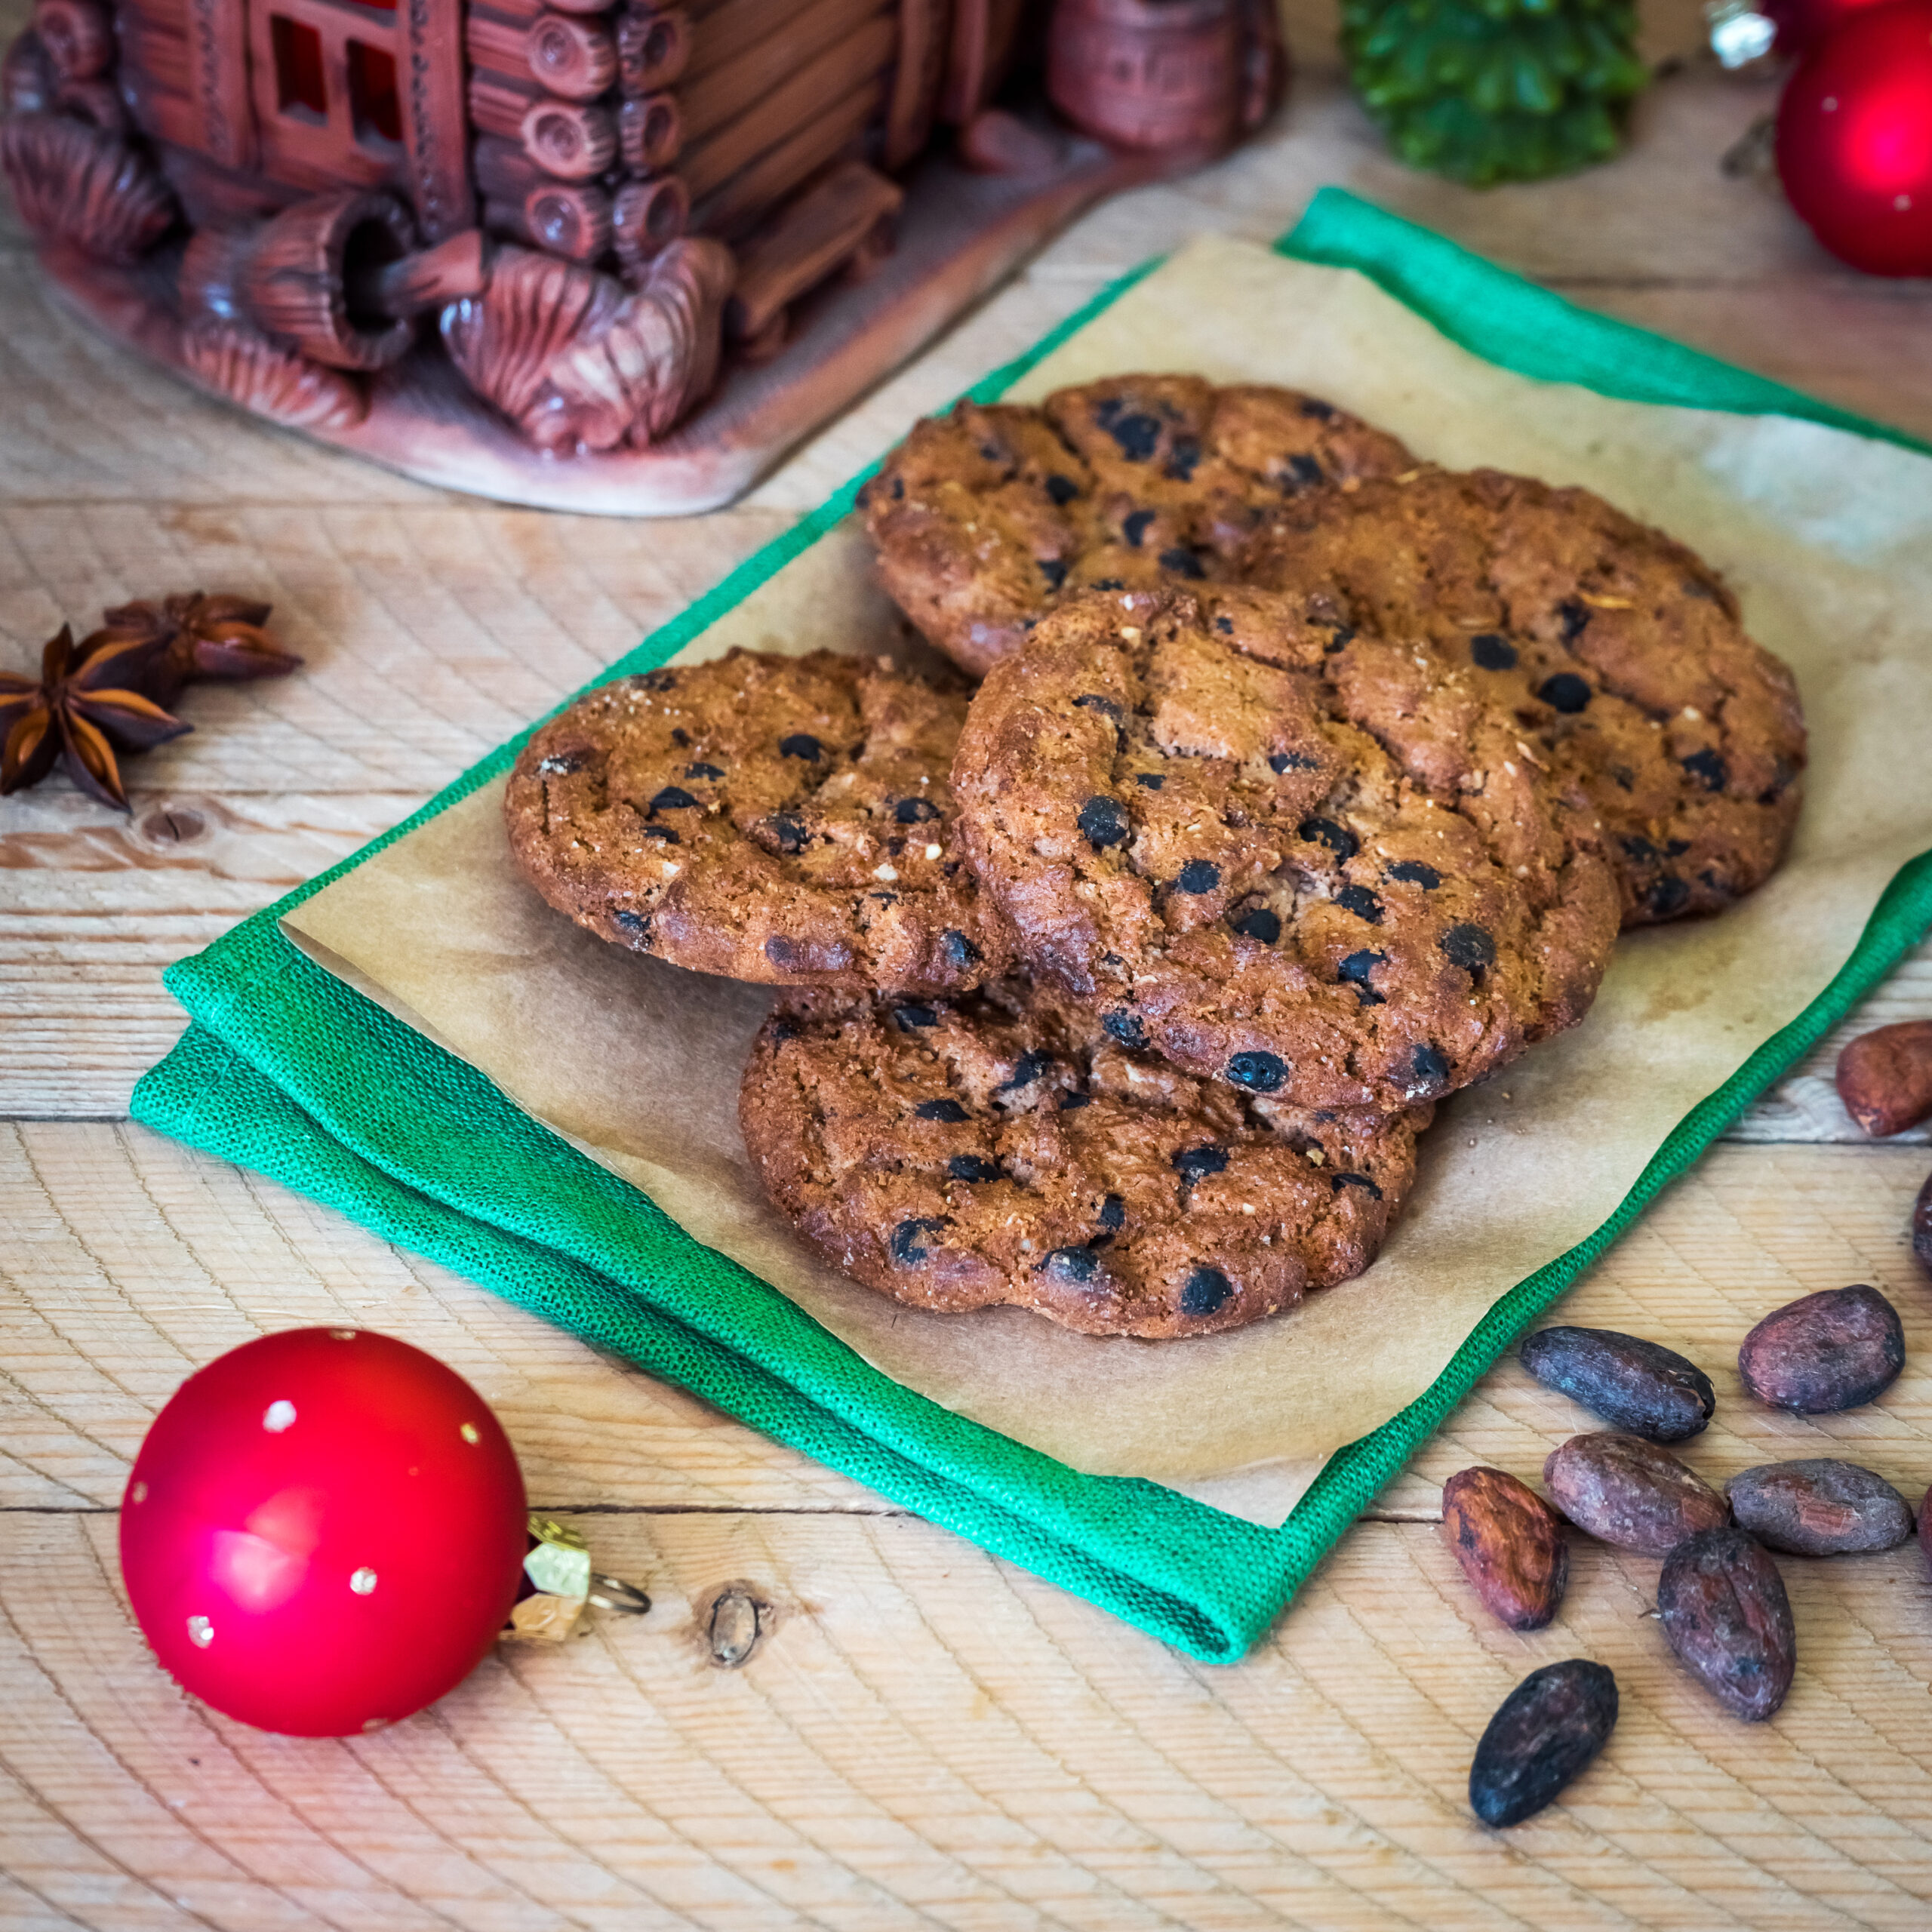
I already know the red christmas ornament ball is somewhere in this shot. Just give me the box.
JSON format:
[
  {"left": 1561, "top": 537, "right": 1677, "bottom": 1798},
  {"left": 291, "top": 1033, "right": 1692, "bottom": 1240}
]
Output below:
[
  {"left": 1776, "top": 2, "right": 1932, "bottom": 275},
  {"left": 121, "top": 1328, "right": 528, "bottom": 1737}
]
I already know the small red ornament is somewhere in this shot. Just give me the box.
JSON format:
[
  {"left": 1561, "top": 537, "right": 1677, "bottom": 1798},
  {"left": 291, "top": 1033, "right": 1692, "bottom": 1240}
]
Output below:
[
  {"left": 1776, "top": 2, "right": 1932, "bottom": 275},
  {"left": 121, "top": 1329, "right": 528, "bottom": 1737}
]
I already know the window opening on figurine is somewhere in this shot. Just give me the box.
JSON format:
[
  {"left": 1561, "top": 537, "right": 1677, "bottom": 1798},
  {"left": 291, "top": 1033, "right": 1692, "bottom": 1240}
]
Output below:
[
  {"left": 2, "top": 0, "right": 1286, "bottom": 509},
  {"left": 270, "top": 17, "right": 326, "bottom": 122}
]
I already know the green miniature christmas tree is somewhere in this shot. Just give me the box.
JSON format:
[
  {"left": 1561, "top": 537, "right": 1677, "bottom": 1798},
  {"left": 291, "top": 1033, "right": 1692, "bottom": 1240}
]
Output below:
[{"left": 1340, "top": 0, "right": 1652, "bottom": 186}]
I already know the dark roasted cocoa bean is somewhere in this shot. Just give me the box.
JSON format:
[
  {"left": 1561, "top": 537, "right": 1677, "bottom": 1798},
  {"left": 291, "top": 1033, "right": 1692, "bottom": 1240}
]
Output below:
[
  {"left": 1737, "top": 1284, "right": 1904, "bottom": 1414},
  {"left": 1468, "top": 1659, "right": 1619, "bottom": 1828},
  {"left": 1657, "top": 1527, "right": 1796, "bottom": 1721},
  {"left": 1726, "top": 1460, "right": 1913, "bottom": 1556},
  {"left": 1915, "top": 1172, "right": 1932, "bottom": 1277},
  {"left": 1441, "top": 1468, "right": 1568, "bottom": 1630},
  {"left": 1836, "top": 1020, "right": 1932, "bottom": 1137},
  {"left": 1519, "top": 1326, "right": 1715, "bottom": 1442},
  {"left": 1543, "top": 1432, "right": 1729, "bottom": 1554}
]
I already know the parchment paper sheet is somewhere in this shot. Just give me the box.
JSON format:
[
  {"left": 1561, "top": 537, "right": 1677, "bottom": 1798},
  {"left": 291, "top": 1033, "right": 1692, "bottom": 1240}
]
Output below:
[{"left": 282, "top": 235, "right": 1932, "bottom": 1524}]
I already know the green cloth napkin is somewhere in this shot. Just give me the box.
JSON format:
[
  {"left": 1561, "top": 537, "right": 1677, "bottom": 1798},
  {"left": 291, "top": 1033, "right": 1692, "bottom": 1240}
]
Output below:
[{"left": 131, "top": 189, "right": 1932, "bottom": 1663}]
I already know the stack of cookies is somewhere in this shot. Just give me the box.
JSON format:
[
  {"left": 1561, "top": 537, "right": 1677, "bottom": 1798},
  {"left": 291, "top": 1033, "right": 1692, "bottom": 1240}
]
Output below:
[{"left": 505, "top": 375, "right": 1807, "bottom": 1342}]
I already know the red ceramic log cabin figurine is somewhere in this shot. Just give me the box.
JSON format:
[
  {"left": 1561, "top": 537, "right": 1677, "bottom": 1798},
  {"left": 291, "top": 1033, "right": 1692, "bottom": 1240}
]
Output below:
[{"left": 1, "top": 0, "right": 1284, "bottom": 508}]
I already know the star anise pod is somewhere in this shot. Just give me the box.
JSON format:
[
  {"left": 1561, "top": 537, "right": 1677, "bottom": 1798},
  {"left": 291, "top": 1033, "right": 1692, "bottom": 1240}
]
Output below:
[
  {"left": 100, "top": 591, "right": 300, "bottom": 701},
  {"left": 0, "top": 625, "right": 192, "bottom": 811}
]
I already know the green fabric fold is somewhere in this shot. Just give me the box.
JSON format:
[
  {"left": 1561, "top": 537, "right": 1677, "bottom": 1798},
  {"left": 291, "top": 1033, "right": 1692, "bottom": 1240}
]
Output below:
[{"left": 131, "top": 189, "right": 1932, "bottom": 1660}]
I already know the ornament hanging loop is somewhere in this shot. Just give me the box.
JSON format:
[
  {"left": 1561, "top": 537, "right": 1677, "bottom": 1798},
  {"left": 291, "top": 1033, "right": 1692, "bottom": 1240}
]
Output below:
[
  {"left": 588, "top": 1573, "right": 651, "bottom": 1616},
  {"left": 503, "top": 1514, "right": 651, "bottom": 1641}
]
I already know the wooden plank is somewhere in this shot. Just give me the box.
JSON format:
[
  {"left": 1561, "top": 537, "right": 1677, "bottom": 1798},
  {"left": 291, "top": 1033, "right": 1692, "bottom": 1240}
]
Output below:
[
  {"left": 0, "top": 1504, "right": 1927, "bottom": 1930},
  {"left": 0, "top": 1121, "right": 878, "bottom": 1511},
  {"left": 8, "top": 1120, "right": 1929, "bottom": 1520}
]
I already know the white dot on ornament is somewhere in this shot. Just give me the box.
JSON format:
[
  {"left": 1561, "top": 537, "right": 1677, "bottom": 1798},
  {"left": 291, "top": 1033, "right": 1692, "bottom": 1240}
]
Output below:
[
  {"left": 330, "top": 1329, "right": 355, "bottom": 1341},
  {"left": 130, "top": 1481, "right": 148, "bottom": 1504},
  {"left": 1898, "top": 195, "right": 1915, "bottom": 212},
  {"left": 1823, "top": 95, "right": 1838, "bottom": 111},
  {"left": 362, "top": 1717, "right": 388, "bottom": 1733},
  {"left": 350, "top": 1567, "right": 378, "bottom": 1595},
  {"left": 460, "top": 1423, "right": 480, "bottom": 1444},
  {"left": 186, "top": 1616, "right": 213, "bottom": 1647},
  {"left": 263, "top": 1399, "right": 297, "bottom": 1433}
]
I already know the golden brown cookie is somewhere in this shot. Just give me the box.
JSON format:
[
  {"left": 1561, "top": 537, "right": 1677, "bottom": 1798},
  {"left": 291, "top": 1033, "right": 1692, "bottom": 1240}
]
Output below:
[
  {"left": 949, "top": 588, "right": 1620, "bottom": 1110},
  {"left": 1243, "top": 469, "right": 1806, "bottom": 924},
  {"left": 860, "top": 374, "right": 1414, "bottom": 676},
  {"left": 740, "top": 977, "right": 1430, "bottom": 1339},
  {"left": 505, "top": 649, "right": 1005, "bottom": 992}
]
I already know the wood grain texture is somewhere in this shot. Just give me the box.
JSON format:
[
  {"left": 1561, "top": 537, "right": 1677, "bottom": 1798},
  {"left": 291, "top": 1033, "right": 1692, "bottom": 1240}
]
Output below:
[
  {"left": 8, "top": 0, "right": 1932, "bottom": 1921},
  {"left": 2, "top": 1506, "right": 1931, "bottom": 1930}
]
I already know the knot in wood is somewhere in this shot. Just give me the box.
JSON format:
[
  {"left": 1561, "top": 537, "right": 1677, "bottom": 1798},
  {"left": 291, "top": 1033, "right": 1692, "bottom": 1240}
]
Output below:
[
  {"left": 137, "top": 804, "right": 207, "bottom": 845},
  {"left": 703, "top": 1584, "right": 768, "bottom": 1669}
]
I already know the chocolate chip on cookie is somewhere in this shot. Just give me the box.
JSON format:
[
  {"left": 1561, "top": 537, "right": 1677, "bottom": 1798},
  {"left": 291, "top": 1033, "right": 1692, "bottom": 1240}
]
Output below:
[
  {"left": 950, "top": 589, "right": 1620, "bottom": 1109},
  {"left": 740, "top": 978, "right": 1432, "bottom": 1338},
  {"left": 1243, "top": 469, "right": 1806, "bottom": 924},
  {"left": 505, "top": 648, "right": 1004, "bottom": 992},
  {"left": 861, "top": 377, "right": 1413, "bottom": 677}
]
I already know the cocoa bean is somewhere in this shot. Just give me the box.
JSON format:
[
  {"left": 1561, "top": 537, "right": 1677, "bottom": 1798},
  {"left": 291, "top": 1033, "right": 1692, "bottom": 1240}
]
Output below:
[
  {"left": 1915, "top": 1172, "right": 1932, "bottom": 1276},
  {"left": 1441, "top": 1468, "right": 1567, "bottom": 1630},
  {"left": 1543, "top": 1432, "right": 1729, "bottom": 1554},
  {"left": 1737, "top": 1284, "right": 1904, "bottom": 1414},
  {"left": 1725, "top": 1459, "right": 1913, "bottom": 1556},
  {"left": 1519, "top": 1326, "right": 1715, "bottom": 1442},
  {"left": 1657, "top": 1527, "right": 1795, "bottom": 1721},
  {"left": 1468, "top": 1659, "right": 1619, "bottom": 1828},
  {"left": 1835, "top": 1019, "right": 1932, "bottom": 1137}
]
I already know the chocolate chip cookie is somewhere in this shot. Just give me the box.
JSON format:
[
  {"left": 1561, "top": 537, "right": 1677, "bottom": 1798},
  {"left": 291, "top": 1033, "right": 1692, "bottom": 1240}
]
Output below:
[
  {"left": 861, "top": 375, "right": 1414, "bottom": 676},
  {"left": 1243, "top": 468, "right": 1806, "bottom": 924},
  {"left": 740, "top": 978, "right": 1431, "bottom": 1339},
  {"left": 950, "top": 588, "right": 1620, "bottom": 1109},
  {"left": 505, "top": 649, "right": 1004, "bottom": 992}
]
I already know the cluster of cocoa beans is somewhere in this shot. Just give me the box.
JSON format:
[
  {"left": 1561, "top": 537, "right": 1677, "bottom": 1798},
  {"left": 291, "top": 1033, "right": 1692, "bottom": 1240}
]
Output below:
[
  {"left": 1453, "top": 1016, "right": 1932, "bottom": 1827},
  {"left": 1453, "top": 1281, "right": 1915, "bottom": 1828}
]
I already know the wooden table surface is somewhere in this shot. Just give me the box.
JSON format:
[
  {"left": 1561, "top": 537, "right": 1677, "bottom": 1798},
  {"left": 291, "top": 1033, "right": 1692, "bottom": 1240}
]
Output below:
[{"left": 8, "top": 4, "right": 1932, "bottom": 1926}]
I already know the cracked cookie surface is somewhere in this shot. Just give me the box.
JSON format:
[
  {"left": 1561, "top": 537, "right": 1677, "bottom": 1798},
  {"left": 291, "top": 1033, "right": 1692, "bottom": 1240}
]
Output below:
[
  {"left": 950, "top": 589, "right": 1620, "bottom": 1110},
  {"left": 861, "top": 374, "right": 1414, "bottom": 677},
  {"left": 1243, "top": 468, "right": 1806, "bottom": 924},
  {"left": 505, "top": 648, "right": 1004, "bottom": 992},
  {"left": 741, "top": 978, "right": 1430, "bottom": 1339}
]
